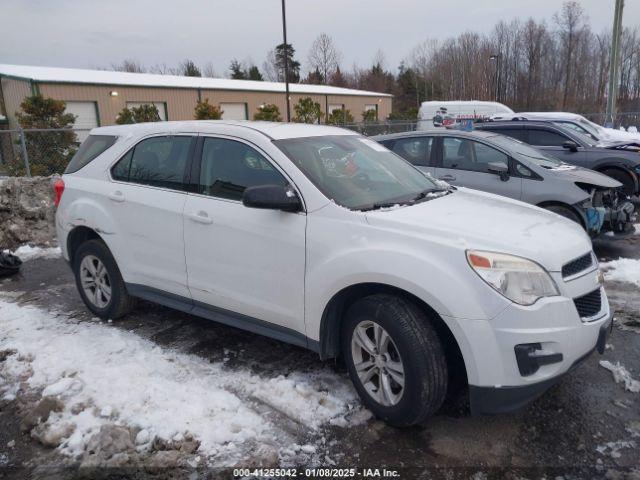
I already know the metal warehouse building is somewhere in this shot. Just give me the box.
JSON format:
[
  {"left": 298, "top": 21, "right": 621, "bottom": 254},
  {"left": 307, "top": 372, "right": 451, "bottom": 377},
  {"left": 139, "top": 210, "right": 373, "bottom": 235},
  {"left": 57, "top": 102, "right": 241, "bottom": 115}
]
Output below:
[{"left": 0, "top": 64, "right": 392, "bottom": 130}]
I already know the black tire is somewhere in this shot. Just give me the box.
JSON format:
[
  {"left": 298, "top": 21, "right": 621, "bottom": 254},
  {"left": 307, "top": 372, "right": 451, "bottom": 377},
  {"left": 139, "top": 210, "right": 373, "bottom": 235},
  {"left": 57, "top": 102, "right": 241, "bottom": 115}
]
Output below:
[
  {"left": 73, "top": 239, "right": 133, "bottom": 320},
  {"left": 341, "top": 294, "right": 448, "bottom": 427},
  {"left": 601, "top": 168, "right": 636, "bottom": 197},
  {"left": 544, "top": 204, "right": 583, "bottom": 226}
]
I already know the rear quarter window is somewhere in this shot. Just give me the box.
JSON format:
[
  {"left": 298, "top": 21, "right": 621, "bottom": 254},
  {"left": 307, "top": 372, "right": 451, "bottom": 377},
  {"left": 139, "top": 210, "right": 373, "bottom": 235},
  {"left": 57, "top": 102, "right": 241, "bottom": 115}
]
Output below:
[{"left": 65, "top": 135, "right": 118, "bottom": 173}]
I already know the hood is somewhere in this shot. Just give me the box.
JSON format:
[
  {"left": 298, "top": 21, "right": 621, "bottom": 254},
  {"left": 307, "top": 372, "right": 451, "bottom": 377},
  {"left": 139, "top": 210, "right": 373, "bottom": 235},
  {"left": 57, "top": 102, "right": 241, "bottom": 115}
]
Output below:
[
  {"left": 599, "top": 128, "right": 640, "bottom": 143},
  {"left": 547, "top": 164, "right": 622, "bottom": 188},
  {"left": 365, "top": 188, "right": 591, "bottom": 272},
  {"left": 598, "top": 140, "right": 640, "bottom": 152}
]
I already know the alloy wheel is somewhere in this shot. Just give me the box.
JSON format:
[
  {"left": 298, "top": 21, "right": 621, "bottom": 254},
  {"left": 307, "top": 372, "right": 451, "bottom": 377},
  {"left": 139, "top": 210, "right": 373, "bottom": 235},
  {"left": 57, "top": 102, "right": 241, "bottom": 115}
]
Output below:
[
  {"left": 80, "top": 255, "right": 112, "bottom": 309},
  {"left": 351, "top": 320, "right": 405, "bottom": 406}
]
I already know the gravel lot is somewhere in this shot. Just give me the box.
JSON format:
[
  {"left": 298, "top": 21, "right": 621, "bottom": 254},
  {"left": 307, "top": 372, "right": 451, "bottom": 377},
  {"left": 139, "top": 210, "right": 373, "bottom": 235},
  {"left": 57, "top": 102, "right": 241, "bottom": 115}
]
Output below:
[{"left": 0, "top": 234, "right": 639, "bottom": 479}]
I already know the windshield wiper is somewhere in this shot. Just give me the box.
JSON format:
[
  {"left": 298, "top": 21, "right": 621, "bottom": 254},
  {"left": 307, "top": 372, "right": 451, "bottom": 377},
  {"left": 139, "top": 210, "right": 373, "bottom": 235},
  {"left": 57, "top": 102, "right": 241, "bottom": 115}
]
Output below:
[{"left": 360, "top": 202, "right": 405, "bottom": 212}]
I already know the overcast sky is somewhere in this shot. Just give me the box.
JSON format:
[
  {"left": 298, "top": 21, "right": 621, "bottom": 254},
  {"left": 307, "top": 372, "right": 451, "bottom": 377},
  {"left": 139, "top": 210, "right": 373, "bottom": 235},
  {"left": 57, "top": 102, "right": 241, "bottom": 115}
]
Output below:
[{"left": 2, "top": 0, "right": 639, "bottom": 76}]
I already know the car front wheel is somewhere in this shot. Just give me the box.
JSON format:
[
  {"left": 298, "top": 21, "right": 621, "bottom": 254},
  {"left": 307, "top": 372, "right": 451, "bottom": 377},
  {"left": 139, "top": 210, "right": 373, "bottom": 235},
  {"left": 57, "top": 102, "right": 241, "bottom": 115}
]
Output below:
[{"left": 342, "top": 294, "right": 448, "bottom": 426}]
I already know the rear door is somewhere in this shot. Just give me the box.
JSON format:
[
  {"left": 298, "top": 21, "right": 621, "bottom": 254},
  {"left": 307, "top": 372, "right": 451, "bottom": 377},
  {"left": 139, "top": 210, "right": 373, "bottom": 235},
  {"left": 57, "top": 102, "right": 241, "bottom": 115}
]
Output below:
[
  {"left": 434, "top": 136, "right": 522, "bottom": 200},
  {"left": 526, "top": 127, "right": 588, "bottom": 166},
  {"left": 109, "top": 134, "right": 195, "bottom": 297},
  {"left": 183, "top": 135, "right": 307, "bottom": 337}
]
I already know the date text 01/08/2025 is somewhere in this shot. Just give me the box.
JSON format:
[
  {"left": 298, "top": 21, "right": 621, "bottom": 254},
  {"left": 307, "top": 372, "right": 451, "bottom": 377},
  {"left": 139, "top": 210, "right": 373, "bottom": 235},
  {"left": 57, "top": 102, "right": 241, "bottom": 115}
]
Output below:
[{"left": 232, "top": 467, "right": 400, "bottom": 478}]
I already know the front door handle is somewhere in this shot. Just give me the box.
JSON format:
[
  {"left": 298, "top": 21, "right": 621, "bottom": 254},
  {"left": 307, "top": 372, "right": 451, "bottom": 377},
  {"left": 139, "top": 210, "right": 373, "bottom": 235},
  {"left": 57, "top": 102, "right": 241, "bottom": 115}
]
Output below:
[
  {"left": 108, "top": 190, "right": 125, "bottom": 203},
  {"left": 439, "top": 175, "right": 456, "bottom": 181},
  {"left": 187, "top": 211, "right": 213, "bottom": 225}
]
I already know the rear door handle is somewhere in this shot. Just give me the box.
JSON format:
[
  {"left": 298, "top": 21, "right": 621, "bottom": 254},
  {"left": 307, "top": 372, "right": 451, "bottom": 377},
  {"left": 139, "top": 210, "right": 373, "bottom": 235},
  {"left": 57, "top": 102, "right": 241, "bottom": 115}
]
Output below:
[
  {"left": 439, "top": 175, "right": 456, "bottom": 181},
  {"left": 108, "top": 190, "right": 125, "bottom": 203},
  {"left": 187, "top": 211, "right": 213, "bottom": 225}
]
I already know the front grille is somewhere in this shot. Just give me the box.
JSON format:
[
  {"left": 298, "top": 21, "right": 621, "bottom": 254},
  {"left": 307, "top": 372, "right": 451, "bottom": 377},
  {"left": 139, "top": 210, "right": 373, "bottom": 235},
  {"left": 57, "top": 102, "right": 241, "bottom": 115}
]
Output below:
[
  {"left": 574, "top": 288, "right": 602, "bottom": 319},
  {"left": 562, "top": 252, "right": 594, "bottom": 279}
]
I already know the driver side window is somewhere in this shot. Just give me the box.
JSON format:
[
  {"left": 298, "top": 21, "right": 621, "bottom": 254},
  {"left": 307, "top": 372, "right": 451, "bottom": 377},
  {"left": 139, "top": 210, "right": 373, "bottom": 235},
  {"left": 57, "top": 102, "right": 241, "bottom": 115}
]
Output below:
[
  {"left": 442, "top": 137, "right": 509, "bottom": 174},
  {"left": 198, "top": 138, "right": 288, "bottom": 201}
]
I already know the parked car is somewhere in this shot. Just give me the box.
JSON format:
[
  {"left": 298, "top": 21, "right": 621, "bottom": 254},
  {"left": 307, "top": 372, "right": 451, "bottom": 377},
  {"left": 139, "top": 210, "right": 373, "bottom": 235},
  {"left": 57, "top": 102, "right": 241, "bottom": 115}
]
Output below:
[
  {"left": 490, "top": 111, "right": 640, "bottom": 144},
  {"left": 374, "top": 130, "right": 635, "bottom": 237},
  {"left": 474, "top": 120, "right": 640, "bottom": 196},
  {"left": 418, "top": 101, "right": 513, "bottom": 130},
  {"left": 56, "top": 121, "right": 611, "bottom": 426}
]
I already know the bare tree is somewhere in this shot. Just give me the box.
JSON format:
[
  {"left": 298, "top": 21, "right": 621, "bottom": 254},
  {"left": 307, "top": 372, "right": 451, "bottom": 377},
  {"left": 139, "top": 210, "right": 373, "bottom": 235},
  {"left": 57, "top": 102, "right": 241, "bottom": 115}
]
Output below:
[
  {"left": 554, "top": 1, "right": 588, "bottom": 109},
  {"left": 111, "top": 59, "right": 146, "bottom": 73},
  {"left": 307, "top": 33, "right": 342, "bottom": 84},
  {"left": 202, "top": 62, "right": 218, "bottom": 78},
  {"left": 262, "top": 49, "right": 280, "bottom": 81}
]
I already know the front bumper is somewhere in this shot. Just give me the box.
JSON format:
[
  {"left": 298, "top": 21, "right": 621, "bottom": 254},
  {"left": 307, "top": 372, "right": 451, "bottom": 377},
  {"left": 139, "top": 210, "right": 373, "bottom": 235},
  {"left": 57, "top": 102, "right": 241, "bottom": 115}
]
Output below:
[{"left": 469, "top": 316, "right": 612, "bottom": 415}]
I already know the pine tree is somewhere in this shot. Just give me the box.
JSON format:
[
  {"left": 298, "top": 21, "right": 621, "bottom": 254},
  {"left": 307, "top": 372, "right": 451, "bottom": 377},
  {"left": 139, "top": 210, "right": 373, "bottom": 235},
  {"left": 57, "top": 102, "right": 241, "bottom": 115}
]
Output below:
[
  {"left": 254, "top": 104, "right": 282, "bottom": 121},
  {"left": 229, "top": 60, "right": 247, "bottom": 79},
  {"left": 194, "top": 99, "right": 223, "bottom": 120},
  {"left": 14, "top": 95, "right": 77, "bottom": 175},
  {"left": 247, "top": 66, "right": 263, "bottom": 81},
  {"left": 116, "top": 104, "right": 161, "bottom": 124},
  {"left": 327, "top": 108, "right": 354, "bottom": 125},
  {"left": 293, "top": 97, "right": 323, "bottom": 124},
  {"left": 275, "top": 43, "right": 301, "bottom": 83}
]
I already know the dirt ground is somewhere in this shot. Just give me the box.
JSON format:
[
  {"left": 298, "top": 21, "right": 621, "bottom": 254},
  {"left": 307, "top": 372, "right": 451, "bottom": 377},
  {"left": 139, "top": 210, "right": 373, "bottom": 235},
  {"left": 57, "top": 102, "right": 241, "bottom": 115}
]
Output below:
[{"left": 0, "top": 235, "right": 639, "bottom": 480}]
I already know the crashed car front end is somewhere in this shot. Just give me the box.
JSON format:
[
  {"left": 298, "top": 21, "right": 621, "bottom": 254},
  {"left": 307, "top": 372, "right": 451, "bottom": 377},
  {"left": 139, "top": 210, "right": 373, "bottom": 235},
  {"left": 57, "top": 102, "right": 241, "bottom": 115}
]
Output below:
[{"left": 575, "top": 184, "right": 636, "bottom": 237}]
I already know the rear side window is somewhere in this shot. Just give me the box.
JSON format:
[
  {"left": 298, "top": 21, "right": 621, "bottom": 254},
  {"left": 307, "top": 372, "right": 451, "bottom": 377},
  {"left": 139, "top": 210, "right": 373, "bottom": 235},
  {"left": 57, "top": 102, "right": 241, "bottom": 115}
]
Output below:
[
  {"left": 65, "top": 135, "right": 117, "bottom": 173},
  {"left": 487, "top": 128, "right": 528, "bottom": 142},
  {"left": 111, "top": 136, "right": 194, "bottom": 191},
  {"left": 528, "top": 129, "right": 568, "bottom": 147},
  {"left": 391, "top": 137, "right": 433, "bottom": 166}
]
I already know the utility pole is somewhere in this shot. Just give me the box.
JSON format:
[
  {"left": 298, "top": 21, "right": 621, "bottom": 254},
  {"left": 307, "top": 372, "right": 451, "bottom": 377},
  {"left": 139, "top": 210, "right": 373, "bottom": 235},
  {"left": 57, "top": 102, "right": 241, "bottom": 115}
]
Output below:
[
  {"left": 489, "top": 54, "right": 501, "bottom": 103},
  {"left": 281, "top": 0, "right": 291, "bottom": 122},
  {"left": 605, "top": 0, "right": 624, "bottom": 127}
]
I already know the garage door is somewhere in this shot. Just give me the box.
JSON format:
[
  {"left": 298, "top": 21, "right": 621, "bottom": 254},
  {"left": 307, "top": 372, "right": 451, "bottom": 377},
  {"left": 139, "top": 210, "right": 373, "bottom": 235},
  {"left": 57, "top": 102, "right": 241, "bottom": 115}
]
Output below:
[
  {"left": 220, "top": 103, "right": 247, "bottom": 120},
  {"left": 126, "top": 102, "right": 167, "bottom": 121},
  {"left": 65, "top": 102, "right": 99, "bottom": 141}
]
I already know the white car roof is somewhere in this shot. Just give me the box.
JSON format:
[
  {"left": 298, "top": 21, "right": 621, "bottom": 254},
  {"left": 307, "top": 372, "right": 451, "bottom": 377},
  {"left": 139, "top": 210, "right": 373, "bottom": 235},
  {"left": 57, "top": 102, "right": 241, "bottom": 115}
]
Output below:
[{"left": 91, "top": 120, "right": 358, "bottom": 140}]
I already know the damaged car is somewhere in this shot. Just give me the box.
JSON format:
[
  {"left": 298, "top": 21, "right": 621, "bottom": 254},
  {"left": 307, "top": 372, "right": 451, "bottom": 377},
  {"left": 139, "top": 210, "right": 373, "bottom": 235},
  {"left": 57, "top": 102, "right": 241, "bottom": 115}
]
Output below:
[
  {"left": 474, "top": 120, "right": 640, "bottom": 196},
  {"left": 375, "top": 130, "right": 636, "bottom": 237}
]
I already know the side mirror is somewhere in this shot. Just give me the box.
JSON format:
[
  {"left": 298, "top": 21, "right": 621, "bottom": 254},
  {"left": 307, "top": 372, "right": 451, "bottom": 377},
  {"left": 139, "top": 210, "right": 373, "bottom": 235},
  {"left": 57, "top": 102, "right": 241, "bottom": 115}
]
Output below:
[
  {"left": 562, "top": 141, "right": 579, "bottom": 152},
  {"left": 242, "top": 185, "right": 302, "bottom": 212},
  {"left": 487, "top": 161, "right": 510, "bottom": 181}
]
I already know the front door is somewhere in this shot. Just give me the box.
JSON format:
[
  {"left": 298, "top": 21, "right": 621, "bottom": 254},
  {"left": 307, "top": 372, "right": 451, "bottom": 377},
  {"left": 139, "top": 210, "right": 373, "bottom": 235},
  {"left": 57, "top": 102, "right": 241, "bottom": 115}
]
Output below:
[
  {"left": 526, "top": 128, "right": 588, "bottom": 166},
  {"left": 183, "top": 136, "right": 307, "bottom": 336},
  {"left": 435, "top": 136, "right": 522, "bottom": 200}
]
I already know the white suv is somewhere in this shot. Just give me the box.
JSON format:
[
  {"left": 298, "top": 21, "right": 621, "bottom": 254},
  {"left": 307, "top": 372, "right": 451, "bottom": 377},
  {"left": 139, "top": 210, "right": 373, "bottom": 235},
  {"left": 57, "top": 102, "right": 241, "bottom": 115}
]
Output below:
[{"left": 55, "top": 121, "right": 612, "bottom": 426}]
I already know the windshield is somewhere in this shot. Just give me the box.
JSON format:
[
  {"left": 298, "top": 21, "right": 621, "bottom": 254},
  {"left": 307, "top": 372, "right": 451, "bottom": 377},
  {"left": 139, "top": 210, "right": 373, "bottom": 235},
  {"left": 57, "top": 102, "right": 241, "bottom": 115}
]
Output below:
[
  {"left": 488, "top": 134, "right": 564, "bottom": 168},
  {"left": 275, "top": 135, "right": 445, "bottom": 210},
  {"left": 553, "top": 121, "right": 599, "bottom": 142}
]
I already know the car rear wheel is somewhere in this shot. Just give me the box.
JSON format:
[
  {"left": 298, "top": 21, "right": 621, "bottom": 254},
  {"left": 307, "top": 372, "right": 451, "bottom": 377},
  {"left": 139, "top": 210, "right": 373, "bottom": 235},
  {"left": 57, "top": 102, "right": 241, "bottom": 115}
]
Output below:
[
  {"left": 601, "top": 168, "right": 636, "bottom": 197},
  {"left": 342, "top": 294, "right": 448, "bottom": 426},
  {"left": 73, "top": 239, "right": 133, "bottom": 320}
]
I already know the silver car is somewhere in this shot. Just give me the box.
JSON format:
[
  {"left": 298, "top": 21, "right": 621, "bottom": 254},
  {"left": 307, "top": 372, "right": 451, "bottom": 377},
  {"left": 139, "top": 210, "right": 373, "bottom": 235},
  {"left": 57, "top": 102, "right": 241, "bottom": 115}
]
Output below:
[{"left": 374, "top": 130, "right": 636, "bottom": 237}]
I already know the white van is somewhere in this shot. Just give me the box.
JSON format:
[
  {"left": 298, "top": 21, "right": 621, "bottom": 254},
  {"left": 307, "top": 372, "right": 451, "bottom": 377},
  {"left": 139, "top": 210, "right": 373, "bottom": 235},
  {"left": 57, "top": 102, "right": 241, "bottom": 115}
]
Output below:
[{"left": 418, "top": 101, "right": 514, "bottom": 130}]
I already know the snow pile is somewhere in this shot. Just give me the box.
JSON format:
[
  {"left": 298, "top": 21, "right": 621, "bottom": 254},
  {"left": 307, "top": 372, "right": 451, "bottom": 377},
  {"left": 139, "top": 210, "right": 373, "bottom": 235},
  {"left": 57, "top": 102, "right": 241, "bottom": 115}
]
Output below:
[
  {"left": 599, "top": 360, "right": 640, "bottom": 393},
  {"left": 8, "top": 245, "right": 61, "bottom": 262},
  {"left": 596, "top": 440, "right": 637, "bottom": 459},
  {"left": 0, "top": 300, "right": 363, "bottom": 465},
  {"left": 600, "top": 258, "right": 640, "bottom": 286}
]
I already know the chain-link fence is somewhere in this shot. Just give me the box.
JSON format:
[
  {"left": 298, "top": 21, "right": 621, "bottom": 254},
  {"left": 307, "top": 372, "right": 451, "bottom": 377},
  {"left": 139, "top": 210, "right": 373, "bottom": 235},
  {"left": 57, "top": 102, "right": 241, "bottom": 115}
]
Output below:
[
  {"left": 0, "top": 128, "right": 91, "bottom": 177},
  {"left": 581, "top": 112, "right": 640, "bottom": 131},
  {"left": 339, "top": 120, "right": 418, "bottom": 136},
  {"left": 1, "top": 115, "right": 638, "bottom": 177}
]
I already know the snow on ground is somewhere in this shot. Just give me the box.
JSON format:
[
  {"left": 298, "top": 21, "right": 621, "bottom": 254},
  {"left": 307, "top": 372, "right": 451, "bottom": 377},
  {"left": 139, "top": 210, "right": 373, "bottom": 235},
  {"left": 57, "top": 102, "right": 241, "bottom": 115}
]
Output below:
[
  {"left": 0, "top": 300, "right": 364, "bottom": 466},
  {"left": 600, "top": 258, "right": 640, "bottom": 286},
  {"left": 595, "top": 440, "right": 637, "bottom": 459},
  {"left": 599, "top": 360, "right": 640, "bottom": 393},
  {"left": 5, "top": 245, "right": 61, "bottom": 262}
]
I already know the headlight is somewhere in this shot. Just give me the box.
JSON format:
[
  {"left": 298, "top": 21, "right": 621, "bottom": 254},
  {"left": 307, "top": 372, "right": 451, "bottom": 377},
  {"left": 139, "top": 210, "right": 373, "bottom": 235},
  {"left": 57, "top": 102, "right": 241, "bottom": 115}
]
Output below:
[{"left": 466, "top": 250, "right": 559, "bottom": 306}]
